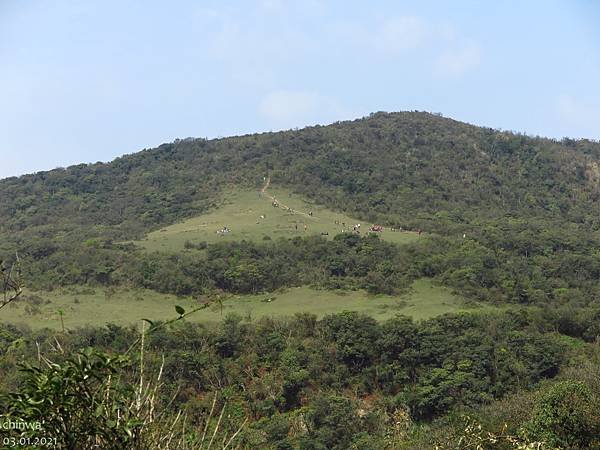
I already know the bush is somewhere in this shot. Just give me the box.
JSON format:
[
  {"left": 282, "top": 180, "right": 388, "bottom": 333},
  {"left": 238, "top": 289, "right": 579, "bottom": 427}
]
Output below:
[{"left": 522, "top": 380, "right": 600, "bottom": 449}]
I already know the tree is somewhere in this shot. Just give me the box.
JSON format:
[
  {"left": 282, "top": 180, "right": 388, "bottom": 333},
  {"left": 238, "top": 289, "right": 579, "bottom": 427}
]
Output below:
[
  {"left": 320, "top": 312, "right": 380, "bottom": 371},
  {"left": 300, "top": 395, "right": 360, "bottom": 450},
  {"left": 0, "top": 255, "right": 22, "bottom": 311},
  {"left": 522, "top": 380, "right": 600, "bottom": 449},
  {"left": 1, "top": 348, "right": 137, "bottom": 449}
]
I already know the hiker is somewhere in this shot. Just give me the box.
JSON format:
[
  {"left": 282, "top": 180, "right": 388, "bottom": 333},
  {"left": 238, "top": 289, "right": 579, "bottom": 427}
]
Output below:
[
  {"left": 295, "top": 224, "right": 298, "bottom": 231},
  {"left": 309, "top": 211, "right": 313, "bottom": 217},
  {"left": 304, "top": 224, "right": 308, "bottom": 232}
]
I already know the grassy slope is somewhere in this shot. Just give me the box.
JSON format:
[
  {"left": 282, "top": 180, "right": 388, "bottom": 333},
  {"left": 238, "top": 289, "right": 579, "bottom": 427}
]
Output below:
[
  {"left": 199, "top": 279, "right": 486, "bottom": 322},
  {"left": 2, "top": 279, "right": 483, "bottom": 330},
  {"left": 135, "top": 187, "right": 420, "bottom": 252}
]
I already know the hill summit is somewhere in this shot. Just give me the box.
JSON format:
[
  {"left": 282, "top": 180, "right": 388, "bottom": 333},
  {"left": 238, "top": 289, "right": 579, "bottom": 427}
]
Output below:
[{"left": 2, "top": 111, "right": 600, "bottom": 242}]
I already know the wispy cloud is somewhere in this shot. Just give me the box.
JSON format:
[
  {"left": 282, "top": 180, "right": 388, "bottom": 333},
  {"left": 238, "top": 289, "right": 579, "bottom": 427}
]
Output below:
[
  {"left": 434, "top": 42, "right": 482, "bottom": 77},
  {"left": 258, "top": 90, "right": 348, "bottom": 129},
  {"left": 332, "top": 15, "right": 481, "bottom": 78},
  {"left": 556, "top": 95, "right": 600, "bottom": 138},
  {"left": 371, "top": 16, "right": 430, "bottom": 54}
]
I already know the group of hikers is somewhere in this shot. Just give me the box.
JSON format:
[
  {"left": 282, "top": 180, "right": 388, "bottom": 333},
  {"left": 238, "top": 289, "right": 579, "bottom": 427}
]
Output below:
[
  {"left": 216, "top": 226, "right": 230, "bottom": 236},
  {"left": 259, "top": 176, "right": 426, "bottom": 238},
  {"left": 217, "top": 218, "right": 423, "bottom": 237},
  {"left": 220, "top": 184, "right": 427, "bottom": 238}
]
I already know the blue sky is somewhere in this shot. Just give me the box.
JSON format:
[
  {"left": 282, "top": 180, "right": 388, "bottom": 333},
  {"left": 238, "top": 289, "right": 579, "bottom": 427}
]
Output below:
[{"left": 1, "top": 0, "right": 599, "bottom": 179}]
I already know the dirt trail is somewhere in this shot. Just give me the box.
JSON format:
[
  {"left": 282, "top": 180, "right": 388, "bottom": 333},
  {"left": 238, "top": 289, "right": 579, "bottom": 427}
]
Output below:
[
  {"left": 261, "top": 176, "right": 271, "bottom": 194},
  {"left": 260, "top": 176, "right": 315, "bottom": 220}
]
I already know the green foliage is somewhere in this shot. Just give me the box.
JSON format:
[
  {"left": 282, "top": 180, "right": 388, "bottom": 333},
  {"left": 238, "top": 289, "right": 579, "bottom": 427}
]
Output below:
[
  {"left": 299, "top": 395, "right": 361, "bottom": 450},
  {"left": 2, "top": 112, "right": 600, "bottom": 309},
  {"left": 2, "top": 111, "right": 600, "bottom": 448},
  {"left": 522, "top": 381, "right": 600, "bottom": 449},
  {"left": 0, "top": 348, "right": 136, "bottom": 449},
  {"left": 0, "top": 306, "right": 591, "bottom": 449},
  {"left": 320, "top": 312, "right": 381, "bottom": 370}
]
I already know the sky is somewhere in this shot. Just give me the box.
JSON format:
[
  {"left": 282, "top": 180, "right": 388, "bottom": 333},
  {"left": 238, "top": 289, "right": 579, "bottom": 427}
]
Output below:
[{"left": 1, "top": 0, "right": 599, "bottom": 179}]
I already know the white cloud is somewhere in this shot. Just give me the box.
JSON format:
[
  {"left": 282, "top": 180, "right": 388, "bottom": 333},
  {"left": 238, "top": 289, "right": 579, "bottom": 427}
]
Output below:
[
  {"left": 557, "top": 95, "right": 593, "bottom": 119},
  {"left": 333, "top": 16, "right": 430, "bottom": 55},
  {"left": 434, "top": 43, "right": 482, "bottom": 77},
  {"left": 258, "top": 90, "right": 348, "bottom": 129},
  {"left": 333, "top": 16, "right": 481, "bottom": 78},
  {"left": 199, "top": 7, "right": 317, "bottom": 87},
  {"left": 371, "top": 16, "right": 430, "bottom": 54},
  {"left": 257, "top": 0, "right": 326, "bottom": 15},
  {"left": 555, "top": 95, "right": 600, "bottom": 139}
]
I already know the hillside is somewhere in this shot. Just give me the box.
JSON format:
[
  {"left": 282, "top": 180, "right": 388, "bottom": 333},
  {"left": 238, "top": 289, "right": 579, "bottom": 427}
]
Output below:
[
  {"left": 2, "top": 111, "right": 600, "bottom": 305},
  {"left": 134, "top": 187, "right": 419, "bottom": 252},
  {"left": 2, "top": 111, "right": 600, "bottom": 240},
  {"left": 2, "top": 112, "right": 600, "bottom": 449}
]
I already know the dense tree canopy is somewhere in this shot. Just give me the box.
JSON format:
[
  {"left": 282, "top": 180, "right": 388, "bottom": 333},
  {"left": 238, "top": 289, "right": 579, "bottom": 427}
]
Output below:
[
  {"left": 2, "top": 111, "right": 600, "bottom": 448},
  {"left": 2, "top": 112, "right": 600, "bottom": 308}
]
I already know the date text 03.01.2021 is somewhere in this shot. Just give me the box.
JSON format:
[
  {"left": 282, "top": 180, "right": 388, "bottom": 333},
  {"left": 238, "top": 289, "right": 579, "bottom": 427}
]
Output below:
[{"left": 2, "top": 436, "right": 58, "bottom": 447}]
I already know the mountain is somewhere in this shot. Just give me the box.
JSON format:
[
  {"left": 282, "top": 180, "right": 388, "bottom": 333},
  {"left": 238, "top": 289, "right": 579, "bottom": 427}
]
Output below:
[
  {"left": 2, "top": 111, "right": 600, "bottom": 240},
  {"left": 2, "top": 112, "right": 600, "bottom": 448},
  {"left": 1, "top": 111, "right": 600, "bottom": 303}
]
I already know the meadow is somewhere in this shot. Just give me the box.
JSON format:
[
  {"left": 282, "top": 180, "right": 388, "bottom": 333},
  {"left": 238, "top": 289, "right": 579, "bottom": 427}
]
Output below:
[
  {"left": 1, "top": 279, "right": 484, "bottom": 331},
  {"left": 135, "top": 187, "right": 420, "bottom": 252}
]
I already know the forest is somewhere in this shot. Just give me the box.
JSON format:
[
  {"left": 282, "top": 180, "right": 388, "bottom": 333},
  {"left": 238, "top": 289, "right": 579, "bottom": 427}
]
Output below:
[{"left": 1, "top": 112, "right": 600, "bottom": 449}]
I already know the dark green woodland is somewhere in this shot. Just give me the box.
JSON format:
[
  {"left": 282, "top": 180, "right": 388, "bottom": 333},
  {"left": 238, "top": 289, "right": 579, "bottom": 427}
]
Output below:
[{"left": 1, "top": 112, "right": 599, "bottom": 449}]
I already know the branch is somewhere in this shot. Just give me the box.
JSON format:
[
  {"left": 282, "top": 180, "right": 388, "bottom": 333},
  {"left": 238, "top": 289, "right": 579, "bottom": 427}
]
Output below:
[
  {"left": 0, "top": 253, "right": 23, "bottom": 311},
  {"left": 124, "top": 301, "right": 212, "bottom": 356}
]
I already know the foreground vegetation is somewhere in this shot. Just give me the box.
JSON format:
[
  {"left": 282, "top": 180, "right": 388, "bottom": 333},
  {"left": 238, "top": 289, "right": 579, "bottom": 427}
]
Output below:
[
  {"left": 1, "top": 111, "right": 600, "bottom": 448},
  {"left": 1, "top": 307, "right": 599, "bottom": 449}
]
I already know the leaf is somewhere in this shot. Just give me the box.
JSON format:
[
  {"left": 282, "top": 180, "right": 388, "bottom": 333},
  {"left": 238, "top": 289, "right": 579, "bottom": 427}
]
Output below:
[
  {"left": 141, "top": 318, "right": 154, "bottom": 326},
  {"left": 175, "top": 305, "right": 185, "bottom": 316}
]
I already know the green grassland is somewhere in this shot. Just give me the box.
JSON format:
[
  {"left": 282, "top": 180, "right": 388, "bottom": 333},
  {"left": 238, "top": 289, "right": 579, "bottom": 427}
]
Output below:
[
  {"left": 2, "top": 279, "right": 485, "bottom": 331},
  {"left": 135, "top": 188, "right": 419, "bottom": 252},
  {"left": 196, "top": 279, "right": 484, "bottom": 322}
]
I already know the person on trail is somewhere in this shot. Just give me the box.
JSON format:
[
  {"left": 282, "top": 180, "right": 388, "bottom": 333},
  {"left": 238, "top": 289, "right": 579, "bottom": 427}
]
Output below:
[
  {"left": 304, "top": 224, "right": 308, "bottom": 232},
  {"left": 295, "top": 224, "right": 298, "bottom": 231},
  {"left": 309, "top": 211, "right": 313, "bottom": 217}
]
